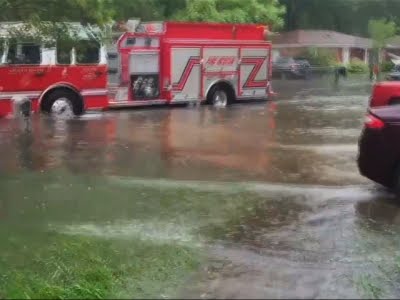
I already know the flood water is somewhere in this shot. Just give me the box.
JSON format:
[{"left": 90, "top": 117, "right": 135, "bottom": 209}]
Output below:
[{"left": 2, "top": 76, "right": 400, "bottom": 298}]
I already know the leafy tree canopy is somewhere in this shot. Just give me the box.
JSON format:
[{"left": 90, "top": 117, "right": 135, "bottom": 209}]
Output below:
[{"left": 172, "top": 0, "right": 285, "bottom": 29}]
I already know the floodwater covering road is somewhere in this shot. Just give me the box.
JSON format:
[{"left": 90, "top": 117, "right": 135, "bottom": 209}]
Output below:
[{"left": 1, "top": 76, "right": 400, "bottom": 299}]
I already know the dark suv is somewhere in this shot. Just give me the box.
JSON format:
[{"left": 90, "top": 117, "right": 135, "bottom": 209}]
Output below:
[
  {"left": 272, "top": 56, "right": 311, "bottom": 79},
  {"left": 358, "top": 105, "right": 400, "bottom": 193},
  {"left": 386, "top": 64, "right": 400, "bottom": 81}
]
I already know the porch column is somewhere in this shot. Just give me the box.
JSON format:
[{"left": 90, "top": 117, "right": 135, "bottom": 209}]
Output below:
[
  {"left": 272, "top": 49, "right": 280, "bottom": 61},
  {"left": 364, "top": 48, "right": 369, "bottom": 64},
  {"left": 342, "top": 47, "right": 350, "bottom": 64}
]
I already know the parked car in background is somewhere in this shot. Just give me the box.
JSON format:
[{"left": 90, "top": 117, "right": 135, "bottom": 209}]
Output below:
[
  {"left": 272, "top": 56, "right": 311, "bottom": 79},
  {"left": 358, "top": 105, "right": 400, "bottom": 193},
  {"left": 386, "top": 64, "right": 400, "bottom": 81}
]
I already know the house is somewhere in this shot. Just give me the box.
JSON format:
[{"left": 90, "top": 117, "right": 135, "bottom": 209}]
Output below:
[
  {"left": 271, "top": 29, "right": 373, "bottom": 64},
  {"left": 383, "top": 36, "right": 400, "bottom": 63}
]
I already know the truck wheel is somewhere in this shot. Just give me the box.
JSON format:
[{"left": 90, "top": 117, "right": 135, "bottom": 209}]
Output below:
[
  {"left": 209, "top": 87, "right": 228, "bottom": 107},
  {"left": 392, "top": 166, "right": 400, "bottom": 196},
  {"left": 42, "top": 90, "right": 84, "bottom": 118}
]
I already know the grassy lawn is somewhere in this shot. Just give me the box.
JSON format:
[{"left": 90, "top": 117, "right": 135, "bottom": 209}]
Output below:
[
  {"left": 0, "top": 171, "right": 284, "bottom": 299},
  {"left": 0, "top": 172, "right": 210, "bottom": 299},
  {"left": 352, "top": 219, "right": 400, "bottom": 299},
  {"left": 0, "top": 230, "right": 200, "bottom": 299}
]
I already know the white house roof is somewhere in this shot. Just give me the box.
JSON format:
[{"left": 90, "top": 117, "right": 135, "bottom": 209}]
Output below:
[{"left": 273, "top": 30, "right": 373, "bottom": 49}]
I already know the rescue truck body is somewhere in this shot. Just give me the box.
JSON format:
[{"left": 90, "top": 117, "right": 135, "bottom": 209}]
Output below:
[
  {"left": 109, "top": 21, "right": 273, "bottom": 108},
  {"left": 0, "top": 21, "right": 273, "bottom": 117}
]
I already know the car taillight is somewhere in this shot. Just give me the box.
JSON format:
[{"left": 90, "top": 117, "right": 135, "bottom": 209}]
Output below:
[{"left": 364, "top": 113, "right": 385, "bottom": 129}]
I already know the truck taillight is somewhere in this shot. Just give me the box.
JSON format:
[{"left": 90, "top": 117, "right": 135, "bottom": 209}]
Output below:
[
  {"left": 164, "top": 79, "right": 171, "bottom": 91},
  {"left": 364, "top": 113, "right": 384, "bottom": 129},
  {"left": 266, "top": 82, "right": 277, "bottom": 98}
]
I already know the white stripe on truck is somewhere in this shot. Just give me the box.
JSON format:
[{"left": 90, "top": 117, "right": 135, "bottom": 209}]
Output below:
[{"left": 0, "top": 88, "right": 108, "bottom": 100}]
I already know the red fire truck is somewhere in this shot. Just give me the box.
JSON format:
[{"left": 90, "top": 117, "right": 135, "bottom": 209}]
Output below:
[
  {"left": 108, "top": 21, "right": 273, "bottom": 108},
  {"left": 0, "top": 21, "right": 273, "bottom": 118}
]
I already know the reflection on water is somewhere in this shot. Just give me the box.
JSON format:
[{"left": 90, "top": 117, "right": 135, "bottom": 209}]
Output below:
[{"left": 0, "top": 93, "right": 368, "bottom": 185}]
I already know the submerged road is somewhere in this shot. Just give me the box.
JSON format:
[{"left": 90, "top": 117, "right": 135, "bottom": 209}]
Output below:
[{"left": 1, "top": 76, "right": 400, "bottom": 298}]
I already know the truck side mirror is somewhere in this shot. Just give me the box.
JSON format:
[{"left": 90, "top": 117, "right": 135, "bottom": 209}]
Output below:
[{"left": 108, "top": 68, "right": 118, "bottom": 74}]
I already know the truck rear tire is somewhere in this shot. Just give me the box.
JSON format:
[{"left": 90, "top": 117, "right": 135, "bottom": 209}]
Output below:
[
  {"left": 42, "top": 89, "right": 84, "bottom": 117},
  {"left": 392, "top": 165, "right": 400, "bottom": 196},
  {"left": 208, "top": 86, "right": 228, "bottom": 108}
]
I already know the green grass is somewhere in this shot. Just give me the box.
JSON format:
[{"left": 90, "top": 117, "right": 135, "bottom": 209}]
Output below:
[
  {"left": 355, "top": 275, "right": 385, "bottom": 299},
  {"left": 352, "top": 220, "right": 400, "bottom": 299},
  {"left": 0, "top": 171, "right": 268, "bottom": 299},
  {"left": 0, "top": 230, "right": 200, "bottom": 299},
  {"left": 0, "top": 170, "right": 309, "bottom": 299},
  {"left": 356, "top": 255, "right": 400, "bottom": 299}
]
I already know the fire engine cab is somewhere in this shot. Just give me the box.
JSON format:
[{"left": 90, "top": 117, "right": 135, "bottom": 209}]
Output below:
[
  {"left": 0, "top": 22, "right": 109, "bottom": 118},
  {"left": 0, "top": 21, "right": 273, "bottom": 118},
  {"left": 108, "top": 21, "right": 273, "bottom": 108}
]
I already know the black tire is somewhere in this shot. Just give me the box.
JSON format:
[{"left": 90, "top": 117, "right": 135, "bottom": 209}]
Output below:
[
  {"left": 304, "top": 68, "right": 311, "bottom": 80},
  {"left": 207, "top": 86, "right": 229, "bottom": 107},
  {"left": 42, "top": 89, "right": 84, "bottom": 116},
  {"left": 392, "top": 166, "right": 400, "bottom": 195}
]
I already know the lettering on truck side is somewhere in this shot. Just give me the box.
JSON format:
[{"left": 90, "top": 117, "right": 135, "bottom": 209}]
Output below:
[{"left": 206, "top": 56, "right": 236, "bottom": 66}]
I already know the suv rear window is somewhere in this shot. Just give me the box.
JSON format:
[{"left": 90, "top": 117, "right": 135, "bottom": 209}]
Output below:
[
  {"left": 0, "top": 40, "right": 4, "bottom": 62},
  {"left": 294, "top": 57, "right": 307, "bottom": 61},
  {"left": 276, "top": 57, "right": 292, "bottom": 63}
]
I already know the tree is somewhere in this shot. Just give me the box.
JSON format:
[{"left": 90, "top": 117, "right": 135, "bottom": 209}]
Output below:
[
  {"left": 172, "top": 0, "right": 223, "bottom": 23},
  {"left": 157, "top": 0, "right": 186, "bottom": 19},
  {"left": 0, "top": 0, "right": 113, "bottom": 24},
  {"left": 368, "top": 18, "right": 397, "bottom": 68},
  {"left": 108, "top": 0, "right": 163, "bottom": 22},
  {"left": 172, "top": 0, "right": 285, "bottom": 29},
  {"left": 279, "top": 0, "right": 359, "bottom": 33},
  {"left": 279, "top": 0, "right": 400, "bottom": 37},
  {"left": 368, "top": 19, "right": 397, "bottom": 49}
]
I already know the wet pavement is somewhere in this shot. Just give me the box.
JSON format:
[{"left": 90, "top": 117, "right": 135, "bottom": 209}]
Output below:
[{"left": 2, "top": 77, "right": 400, "bottom": 298}]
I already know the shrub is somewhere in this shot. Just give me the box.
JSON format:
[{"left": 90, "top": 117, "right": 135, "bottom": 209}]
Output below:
[
  {"left": 303, "top": 48, "right": 337, "bottom": 67},
  {"left": 380, "top": 60, "right": 394, "bottom": 72},
  {"left": 347, "top": 58, "right": 368, "bottom": 73}
]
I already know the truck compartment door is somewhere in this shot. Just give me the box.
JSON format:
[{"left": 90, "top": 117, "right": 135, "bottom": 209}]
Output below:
[
  {"left": 171, "top": 48, "right": 201, "bottom": 102},
  {"left": 202, "top": 47, "right": 239, "bottom": 99},
  {"left": 129, "top": 51, "right": 160, "bottom": 100},
  {"left": 107, "top": 46, "right": 121, "bottom": 85},
  {"left": 239, "top": 48, "right": 269, "bottom": 98}
]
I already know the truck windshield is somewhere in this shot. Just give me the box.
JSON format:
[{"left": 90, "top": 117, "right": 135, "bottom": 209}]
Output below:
[
  {"left": 75, "top": 40, "right": 100, "bottom": 64},
  {"left": 56, "top": 40, "right": 73, "bottom": 65}
]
